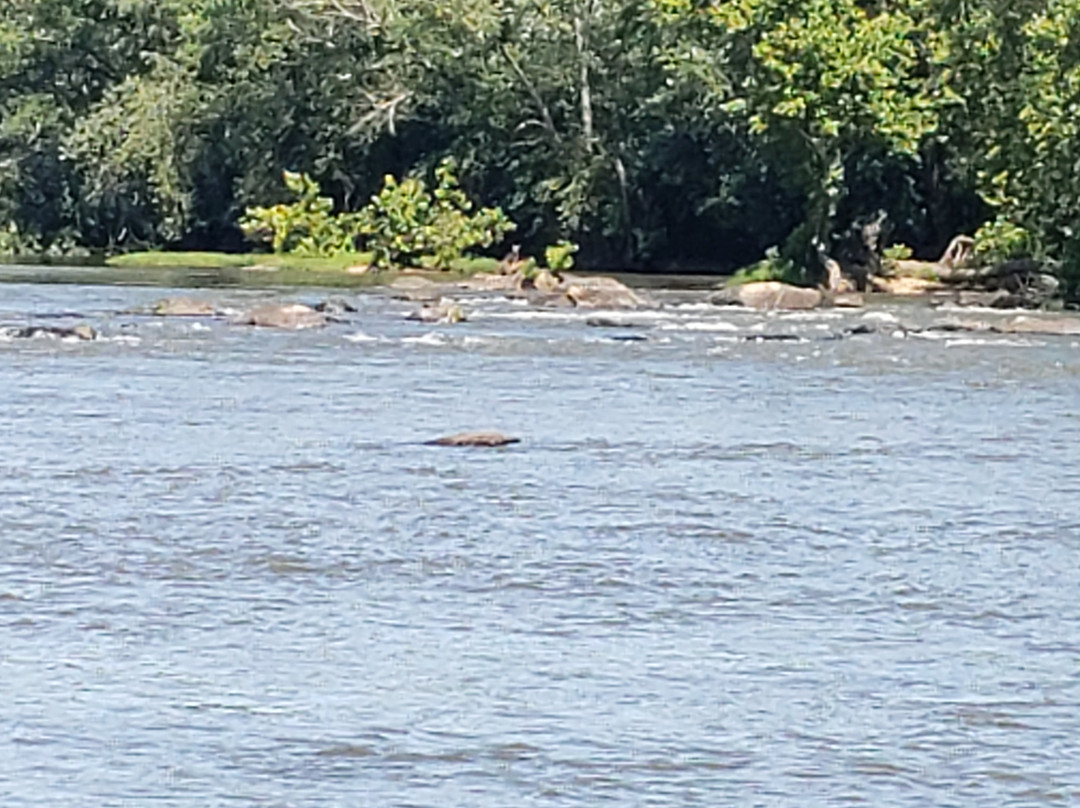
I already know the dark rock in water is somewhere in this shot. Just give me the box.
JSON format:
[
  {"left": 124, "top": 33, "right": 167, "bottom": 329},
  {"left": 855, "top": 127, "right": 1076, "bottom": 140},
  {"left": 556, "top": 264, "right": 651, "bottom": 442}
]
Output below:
[
  {"left": 844, "top": 324, "right": 877, "bottom": 336},
  {"left": 152, "top": 297, "right": 218, "bottom": 316},
  {"left": 742, "top": 333, "right": 804, "bottom": 342},
  {"left": 426, "top": 430, "right": 521, "bottom": 447},
  {"left": 235, "top": 303, "right": 328, "bottom": 330},
  {"left": 314, "top": 297, "right": 359, "bottom": 315},
  {"left": 3, "top": 324, "right": 97, "bottom": 341},
  {"left": 586, "top": 316, "right": 647, "bottom": 329}
]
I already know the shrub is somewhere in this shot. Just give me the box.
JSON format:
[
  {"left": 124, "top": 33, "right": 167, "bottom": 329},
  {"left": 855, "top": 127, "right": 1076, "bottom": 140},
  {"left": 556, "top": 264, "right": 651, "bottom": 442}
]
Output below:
[
  {"left": 973, "top": 216, "right": 1034, "bottom": 266},
  {"left": 357, "top": 159, "right": 515, "bottom": 269},
  {"left": 240, "top": 171, "right": 358, "bottom": 256},
  {"left": 727, "top": 247, "right": 807, "bottom": 287},
  {"left": 544, "top": 240, "right": 578, "bottom": 273}
]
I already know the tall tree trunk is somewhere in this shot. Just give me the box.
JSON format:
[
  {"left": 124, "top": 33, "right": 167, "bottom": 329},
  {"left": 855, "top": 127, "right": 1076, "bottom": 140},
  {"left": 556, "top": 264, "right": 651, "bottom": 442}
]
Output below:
[{"left": 573, "top": 1, "right": 594, "bottom": 148}]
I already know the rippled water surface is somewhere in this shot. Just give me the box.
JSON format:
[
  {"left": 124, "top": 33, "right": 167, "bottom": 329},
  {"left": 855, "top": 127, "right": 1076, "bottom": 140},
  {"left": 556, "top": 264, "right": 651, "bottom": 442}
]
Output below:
[{"left": 3, "top": 271, "right": 1080, "bottom": 806}]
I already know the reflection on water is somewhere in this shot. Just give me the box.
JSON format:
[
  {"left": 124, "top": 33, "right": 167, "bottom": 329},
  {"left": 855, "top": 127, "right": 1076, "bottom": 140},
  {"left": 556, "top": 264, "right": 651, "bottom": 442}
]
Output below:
[{"left": 2, "top": 271, "right": 1080, "bottom": 807}]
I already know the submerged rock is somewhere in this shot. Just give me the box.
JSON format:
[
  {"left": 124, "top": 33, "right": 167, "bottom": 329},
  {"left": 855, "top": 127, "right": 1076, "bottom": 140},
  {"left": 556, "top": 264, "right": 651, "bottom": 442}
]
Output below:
[
  {"left": 235, "top": 303, "right": 328, "bottom": 330},
  {"left": 585, "top": 316, "right": 648, "bottom": 329},
  {"left": 2, "top": 324, "right": 97, "bottom": 341},
  {"left": 1000, "top": 314, "right": 1080, "bottom": 336},
  {"left": 912, "top": 314, "right": 1080, "bottom": 337},
  {"left": 152, "top": 297, "right": 218, "bottom": 316},
  {"left": 426, "top": 430, "right": 521, "bottom": 447},
  {"left": 314, "top": 297, "right": 359, "bottom": 315},
  {"left": 714, "top": 282, "right": 823, "bottom": 311},
  {"left": 407, "top": 301, "right": 467, "bottom": 324}
]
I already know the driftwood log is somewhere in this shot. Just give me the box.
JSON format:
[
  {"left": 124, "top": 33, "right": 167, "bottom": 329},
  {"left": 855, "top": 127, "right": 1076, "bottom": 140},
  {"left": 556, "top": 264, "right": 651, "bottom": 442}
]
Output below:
[{"left": 873, "top": 235, "right": 1059, "bottom": 306}]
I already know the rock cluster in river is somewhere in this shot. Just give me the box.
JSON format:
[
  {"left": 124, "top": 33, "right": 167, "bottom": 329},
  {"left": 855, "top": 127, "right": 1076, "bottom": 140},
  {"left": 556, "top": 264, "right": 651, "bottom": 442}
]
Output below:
[{"left": 453, "top": 270, "right": 647, "bottom": 309}]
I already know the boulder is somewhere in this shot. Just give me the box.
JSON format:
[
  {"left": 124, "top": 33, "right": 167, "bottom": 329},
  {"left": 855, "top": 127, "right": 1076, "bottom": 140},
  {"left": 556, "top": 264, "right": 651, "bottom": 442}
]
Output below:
[
  {"left": 830, "top": 292, "right": 865, "bottom": 308},
  {"left": 562, "top": 275, "right": 646, "bottom": 309},
  {"left": 388, "top": 276, "right": 445, "bottom": 301},
  {"left": 715, "top": 281, "right": 823, "bottom": 311},
  {"left": 426, "top": 430, "right": 521, "bottom": 447},
  {"left": 869, "top": 276, "right": 947, "bottom": 295},
  {"left": 236, "top": 303, "right": 328, "bottom": 330},
  {"left": 457, "top": 272, "right": 526, "bottom": 293},
  {"left": 152, "top": 297, "right": 218, "bottom": 316},
  {"left": 1000, "top": 315, "right": 1080, "bottom": 336},
  {"left": 528, "top": 269, "right": 563, "bottom": 294}
]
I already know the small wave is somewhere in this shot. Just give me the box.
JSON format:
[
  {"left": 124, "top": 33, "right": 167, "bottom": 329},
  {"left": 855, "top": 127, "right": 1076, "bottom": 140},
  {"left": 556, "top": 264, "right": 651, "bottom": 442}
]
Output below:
[
  {"left": 862, "top": 311, "right": 900, "bottom": 323},
  {"left": 402, "top": 332, "right": 451, "bottom": 346},
  {"left": 344, "top": 331, "right": 379, "bottom": 343},
  {"left": 479, "top": 310, "right": 581, "bottom": 322},
  {"left": 946, "top": 337, "right": 1043, "bottom": 348},
  {"left": 657, "top": 320, "right": 739, "bottom": 332}
]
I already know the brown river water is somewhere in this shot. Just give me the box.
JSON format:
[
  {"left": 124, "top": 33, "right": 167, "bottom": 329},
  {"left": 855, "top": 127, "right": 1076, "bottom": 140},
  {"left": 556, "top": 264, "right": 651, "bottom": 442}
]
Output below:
[{"left": 2, "top": 265, "right": 1080, "bottom": 806}]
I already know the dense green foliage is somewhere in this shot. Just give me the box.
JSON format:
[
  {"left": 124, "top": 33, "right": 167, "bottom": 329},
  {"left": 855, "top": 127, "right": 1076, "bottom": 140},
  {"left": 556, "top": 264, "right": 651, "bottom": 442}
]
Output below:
[
  {"left": 241, "top": 160, "right": 515, "bottom": 267},
  {"left": 3, "top": 0, "right": 1080, "bottom": 288}
]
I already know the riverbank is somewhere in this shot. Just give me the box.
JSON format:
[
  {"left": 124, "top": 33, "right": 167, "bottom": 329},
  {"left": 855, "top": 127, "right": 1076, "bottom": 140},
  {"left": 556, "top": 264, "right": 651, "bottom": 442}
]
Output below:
[{"left": 106, "top": 250, "right": 502, "bottom": 278}]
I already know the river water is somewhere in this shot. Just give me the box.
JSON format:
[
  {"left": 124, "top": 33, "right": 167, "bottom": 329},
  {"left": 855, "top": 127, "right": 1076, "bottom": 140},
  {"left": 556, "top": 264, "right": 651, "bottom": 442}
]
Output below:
[{"left": 2, "top": 268, "right": 1080, "bottom": 806}]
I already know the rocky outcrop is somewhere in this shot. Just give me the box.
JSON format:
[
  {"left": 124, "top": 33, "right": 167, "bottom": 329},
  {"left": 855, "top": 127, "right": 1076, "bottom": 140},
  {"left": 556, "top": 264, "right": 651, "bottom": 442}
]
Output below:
[
  {"left": 426, "top": 430, "right": 521, "bottom": 447},
  {"left": 911, "top": 314, "right": 1080, "bottom": 337},
  {"left": 829, "top": 292, "right": 866, "bottom": 308},
  {"left": 562, "top": 275, "right": 646, "bottom": 308},
  {"left": 869, "top": 276, "right": 947, "bottom": 296},
  {"left": 389, "top": 276, "right": 445, "bottom": 301},
  {"left": 1000, "top": 314, "right": 1080, "bottom": 336},
  {"left": 456, "top": 269, "right": 647, "bottom": 309},
  {"left": 152, "top": 297, "right": 218, "bottom": 316},
  {"left": 713, "top": 281, "right": 823, "bottom": 310},
  {"left": 235, "top": 303, "right": 328, "bottom": 330}
]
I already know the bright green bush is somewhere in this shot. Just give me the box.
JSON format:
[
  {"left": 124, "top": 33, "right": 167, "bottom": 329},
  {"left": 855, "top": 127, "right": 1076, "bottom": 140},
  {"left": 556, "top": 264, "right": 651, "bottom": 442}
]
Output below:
[
  {"left": 544, "top": 240, "right": 579, "bottom": 273},
  {"left": 883, "top": 243, "right": 914, "bottom": 262},
  {"left": 357, "top": 159, "right": 516, "bottom": 269},
  {"left": 973, "top": 216, "right": 1034, "bottom": 266},
  {"left": 726, "top": 248, "right": 807, "bottom": 287},
  {"left": 240, "top": 171, "right": 359, "bottom": 256}
]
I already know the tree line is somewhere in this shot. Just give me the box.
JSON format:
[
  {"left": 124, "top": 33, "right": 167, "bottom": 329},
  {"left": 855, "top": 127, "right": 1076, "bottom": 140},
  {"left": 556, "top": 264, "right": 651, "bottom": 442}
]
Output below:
[{"left": 2, "top": 0, "right": 1079, "bottom": 289}]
